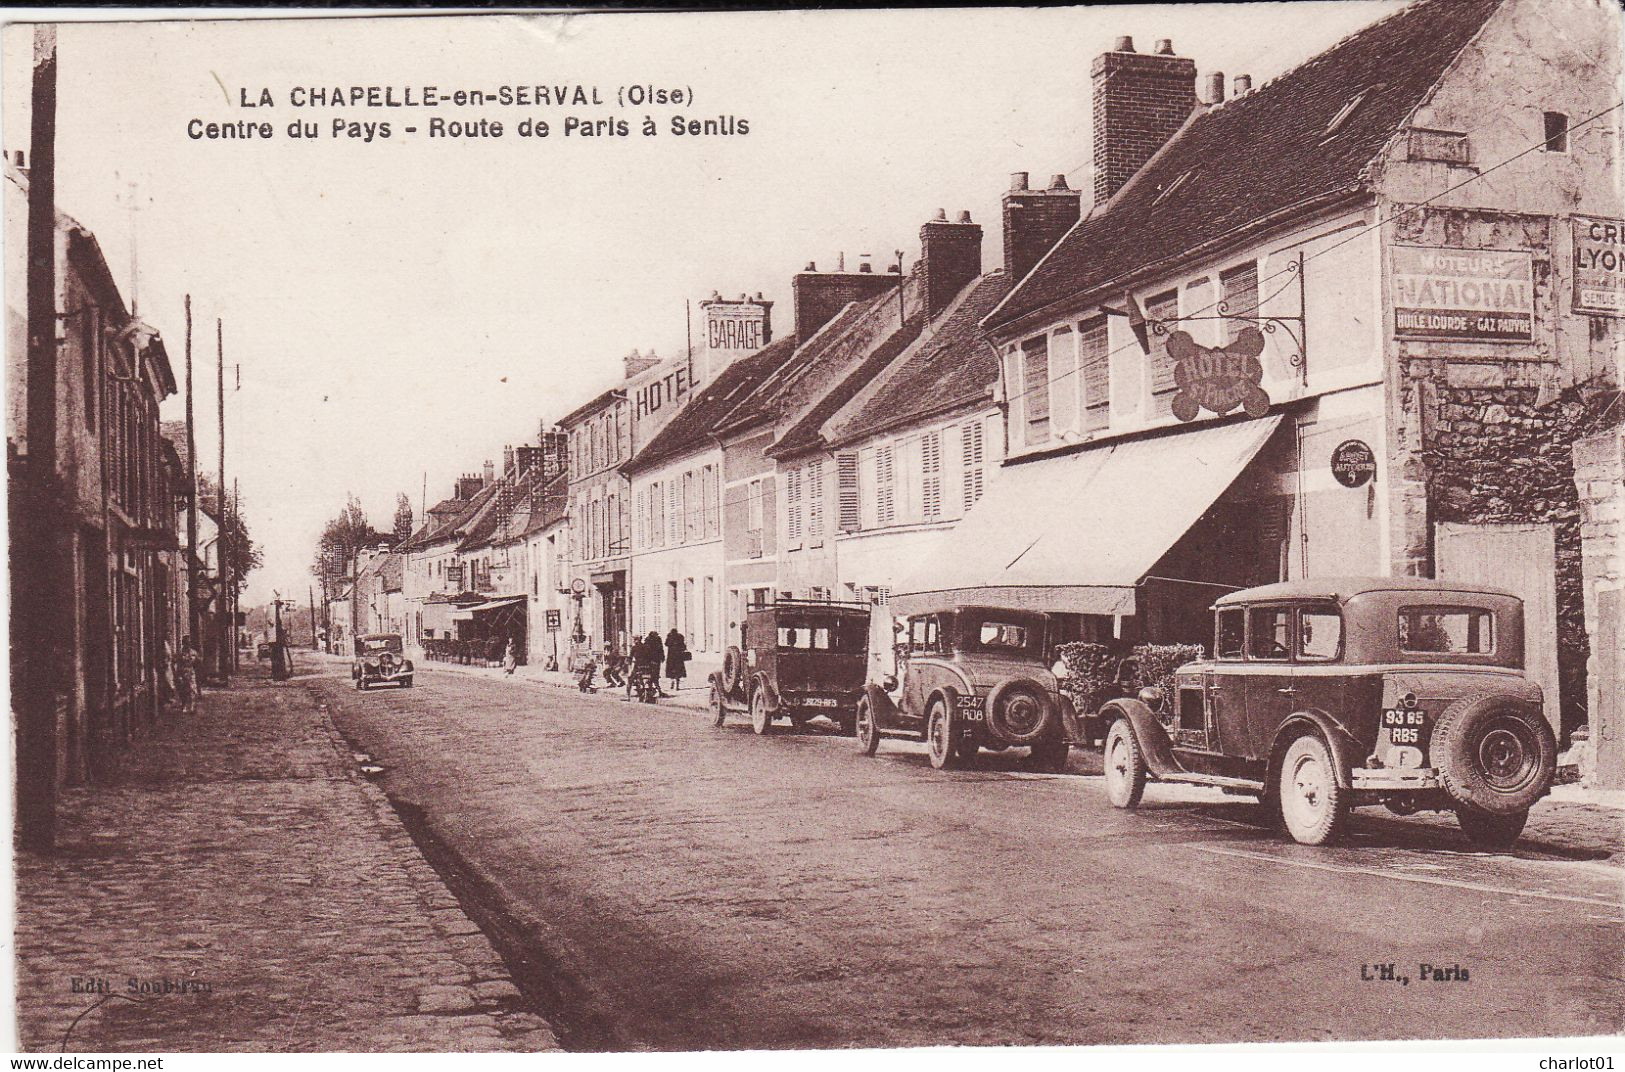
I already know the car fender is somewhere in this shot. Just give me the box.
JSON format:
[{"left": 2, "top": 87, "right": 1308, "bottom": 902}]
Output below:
[
  {"left": 1270, "top": 710, "right": 1362, "bottom": 789},
  {"left": 1057, "top": 693, "right": 1085, "bottom": 744},
  {"left": 752, "top": 673, "right": 778, "bottom": 712},
  {"left": 1099, "top": 699, "right": 1181, "bottom": 778},
  {"left": 862, "top": 682, "right": 898, "bottom": 727}
]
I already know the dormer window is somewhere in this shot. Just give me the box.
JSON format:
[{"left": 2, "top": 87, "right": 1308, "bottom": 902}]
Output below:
[
  {"left": 1322, "top": 86, "right": 1377, "bottom": 140},
  {"left": 1543, "top": 111, "right": 1569, "bottom": 153},
  {"left": 1152, "top": 169, "right": 1193, "bottom": 206}
]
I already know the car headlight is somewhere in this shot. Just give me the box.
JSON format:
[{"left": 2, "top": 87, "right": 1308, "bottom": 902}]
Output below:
[
  {"left": 1138, "top": 686, "right": 1165, "bottom": 709},
  {"left": 1051, "top": 659, "right": 1070, "bottom": 680}
]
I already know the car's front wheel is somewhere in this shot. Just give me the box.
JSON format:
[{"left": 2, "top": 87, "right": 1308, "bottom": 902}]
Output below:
[
  {"left": 926, "top": 699, "right": 962, "bottom": 771},
  {"left": 1456, "top": 805, "right": 1528, "bottom": 850},
  {"left": 856, "top": 692, "right": 881, "bottom": 756},
  {"left": 1103, "top": 719, "right": 1146, "bottom": 808},
  {"left": 1278, "top": 734, "right": 1346, "bottom": 845},
  {"left": 750, "top": 686, "right": 773, "bottom": 736},
  {"left": 709, "top": 677, "right": 727, "bottom": 727},
  {"left": 355, "top": 677, "right": 366, "bottom": 691}
]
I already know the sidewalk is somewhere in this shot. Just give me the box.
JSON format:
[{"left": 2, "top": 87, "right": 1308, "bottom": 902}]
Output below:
[{"left": 12, "top": 664, "right": 561, "bottom": 1053}]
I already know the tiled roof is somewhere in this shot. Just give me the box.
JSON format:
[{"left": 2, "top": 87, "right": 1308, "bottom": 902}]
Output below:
[
  {"left": 624, "top": 334, "right": 801, "bottom": 473},
  {"left": 987, "top": 0, "right": 1505, "bottom": 331},
  {"left": 824, "top": 270, "right": 1011, "bottom": 449},
  {"left": 558, "top": 385, "right": 625, "bottom": 429}
]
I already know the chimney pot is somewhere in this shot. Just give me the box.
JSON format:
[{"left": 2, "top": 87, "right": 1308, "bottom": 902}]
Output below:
[
  {"left": 956, "top": 210, "right": 973, "bottom": 224},
  {"left": 887, "top": 265, "right": 901, "bottom": 273},
  {"left": 1205, "top": 72, "right": 1226, "bottom": 104},
  {"left": 1154, "top": 38, "right": 1174, "bottom": 55},
  {"left": 858, "top": 262, "right": 873, "bottom": 274},
  {"left": 934, "top": 208, "right": 947, "bottom": 221},
  {"left": 1114, "top": 35, "right": 1135, "bottom": 52},
  {"left": 805, "top": 261, "right": 817, "bottom": 271},
  {"left": 1233, "top": 73, "right": 1252, "bottom": 95},
  {"left": 1047, "top": 174, "right": 1070, "bottom": 191},
  {"left": 754, "top": 291, "right": 764, "bottom": 300},
  {"left": 1010, "top": 171, "right": 1030, "bottom": 192},
  {"left": 739, "top": 292, "right": 747, "bottom": 301}
]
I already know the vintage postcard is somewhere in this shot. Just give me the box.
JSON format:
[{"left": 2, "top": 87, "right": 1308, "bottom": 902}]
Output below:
[{"left": 4, "top": 1, "right": 1622, "bottom": 1059}]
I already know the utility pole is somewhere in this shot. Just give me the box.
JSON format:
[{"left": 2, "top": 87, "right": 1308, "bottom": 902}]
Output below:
[
  {"left": 232, "top": 476, "right": 240, "bottom": 670},
  {"left": 19, "top": 23, "right": 59, "bottom": 851},
  {"left": 216, "top": 318, "right": 229, "bottom": 682},
  {"left": 308, "top": 586, "right": 317, "bottom": 651},
  {"left": 185, "top": 295, "right": 200, "bottom": 662}
]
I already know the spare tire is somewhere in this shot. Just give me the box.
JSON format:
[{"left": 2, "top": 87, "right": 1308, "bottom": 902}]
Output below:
[
  {"left": 986, "top": 679, "right": 1054, "bottom": 745},
  {"left": 721, "top": 646, "right": 745, "bottom": 697},
  {"left": 1431, "top": 691, "right": 1555, "bottom": 815}
]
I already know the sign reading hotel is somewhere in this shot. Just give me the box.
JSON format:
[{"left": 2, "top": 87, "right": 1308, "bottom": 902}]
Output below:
[
  {"left": 1390, "top": 246, "right": 1534, "bottom": 341},
  {"left": 1573, "top": 216, "right": 1625, "bottom": 316}
]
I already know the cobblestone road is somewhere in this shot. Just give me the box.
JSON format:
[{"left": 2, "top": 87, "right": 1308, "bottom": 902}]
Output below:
[
  {"left": 315, "top": 662, "right": 1624, "bottom": 1051},
  {"left": 12, "top": 664, "right": 560, "bottom": 1053}
]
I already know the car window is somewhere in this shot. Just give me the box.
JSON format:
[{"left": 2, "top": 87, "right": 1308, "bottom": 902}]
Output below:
[
  {"left": 1216, "top": 610, "right": 1245, "bottom": 659},
  {"left": 1247, "top": 607, "right": 1291, "bottom": 660},
  {"left": 362, "top": 637, "right": 402, "bottom": 655},
  {"left": 1399, "top": 607, "right": 1494, "bottom": 654},
  {"left": 777, "top": 625, "right": 834, "bottom": 651},
  {"left": 1298, "top": 609, "right": 1341, "bottom": 661},
  {"left": 908, "top": 616, "right": 941, "bottom": 654},
  {"left": 976, "top": 622, "right": 1029, "bottom": 649}
]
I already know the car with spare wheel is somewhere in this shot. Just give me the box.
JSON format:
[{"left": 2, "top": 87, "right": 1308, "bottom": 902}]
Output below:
[
  {"left": 1098, "top": 577, "right": 1556, "bottom": 848},
  {"left": 710, "top": 598, "right": 871, "bottom": 735},
  {"left": 856, "top": 604, "right": 1081, "bottom": 772},
  {"left": 352, "top": 633, "right": 414, "bottom": 690}
]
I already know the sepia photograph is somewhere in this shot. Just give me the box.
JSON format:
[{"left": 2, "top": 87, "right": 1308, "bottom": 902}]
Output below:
[{"left": 2, "top": 0, "right": 1622, "bottom": 1060}]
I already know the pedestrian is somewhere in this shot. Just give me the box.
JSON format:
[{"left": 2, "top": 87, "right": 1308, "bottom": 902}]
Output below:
[
  {"left": 503, "top": 638, "right": 518, "bottom": 676},
  {"left": 665, "top": 628, "right": 691, "bottom": 694},
  {"left": 602, "top": 647, "right": 626, "bottom": 689},
  {"left": 175, "top": 636, "right": 200, "bottom": 714},
  {"left": 635, "top": 631, "right": 663, "bottom": 697}
]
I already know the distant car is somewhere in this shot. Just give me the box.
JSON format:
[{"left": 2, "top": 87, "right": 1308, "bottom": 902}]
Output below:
[
  {"left": 709, "top": 598, "right": 872, "bottom": 734},
  {"left": 257, "top": 641, "right": 272, "bottom": 661},
  {"left": 1099, "top": 578, "right": 1556, "bottom": 848},
  {"left": 351, "top": 633, "right": 414, "bottom": 690},
  {"left": 857, "top": 604, "right": 1080, "bottom": 772}
]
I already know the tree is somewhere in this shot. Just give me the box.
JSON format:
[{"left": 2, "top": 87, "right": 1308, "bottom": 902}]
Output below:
[
  {"left": 310, "top": 494, "right": 391, "bottom": 605},
  {"left": 393, "top": 493, "right": 414, "bottom": 542},
  {"left": 197, "top": 474, "right": 263, "bottom": 602}
]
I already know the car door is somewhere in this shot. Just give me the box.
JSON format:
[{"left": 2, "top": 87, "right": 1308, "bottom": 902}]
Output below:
[
  {"left": 1241, "top": 603, "right": 1296, "bottom": 759},
  {"left": 1206, "top": 607, "right": 1250, "bottom": 756},
  {"left": 1289, "top": 603, "right": 1346, "bottom": 724}
]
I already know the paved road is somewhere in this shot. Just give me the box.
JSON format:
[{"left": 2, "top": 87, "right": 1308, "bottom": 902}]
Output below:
[{"left": 307, "top": 662, "right": 1624, "bottom": 1051}]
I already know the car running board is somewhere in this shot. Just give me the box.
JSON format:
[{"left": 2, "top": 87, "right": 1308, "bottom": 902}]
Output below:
[{"left": 1154, "top": 771, "right": 1265, "bottom": 792}]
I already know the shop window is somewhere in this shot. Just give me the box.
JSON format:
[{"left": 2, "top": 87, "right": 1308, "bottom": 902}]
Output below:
[
  {"left": 1543, "top": 111, "right": 1568, "bottom": 153},
  {"left": 1247, "top": 606, "right": 1291, "bottom": 660}
]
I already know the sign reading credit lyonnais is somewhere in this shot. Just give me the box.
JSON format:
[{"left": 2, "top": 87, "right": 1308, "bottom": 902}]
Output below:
[
  {"left": 1390, "top": 246, "right": 1534, "bottom": 341},
  {"left": 1573, "top": 216, "right": 1625, "bottom": 316}
]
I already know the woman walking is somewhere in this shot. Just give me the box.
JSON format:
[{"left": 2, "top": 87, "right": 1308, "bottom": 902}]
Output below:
[
  {"left": 665, "top": 628, "right": 691, "bottom": 694},
  {"left": 502, "top": 638, "right": 518, "bottom": 676}
]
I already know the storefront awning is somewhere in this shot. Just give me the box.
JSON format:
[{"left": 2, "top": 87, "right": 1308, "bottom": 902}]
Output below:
[
  {"left": 892, "top": 415, "right": 1283, "bottom": 617},
  {"left": 450, "top": 595, "right": 527, "bottom": 621}
]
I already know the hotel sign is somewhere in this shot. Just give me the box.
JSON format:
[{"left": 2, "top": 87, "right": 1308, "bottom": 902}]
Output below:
[
  {"left": 1390, "top": 246, "right": 1533, "bottom": 341},
  {"left": 1573, "top": 216, "right": 1625, "bottom": 316}
]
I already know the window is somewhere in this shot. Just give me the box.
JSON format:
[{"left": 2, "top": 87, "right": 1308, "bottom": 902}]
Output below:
[
  {"left": 961, "top": 419, "right": 985, "bottom": 510},
  {"left": 1146, "top": 290, "right": 1180, "bottom": 412},
  {"left": 836, "top": 452, "right": 861, "bottom": 532},
  {"left": 1322, "top": 87, "right": 1373, "bottom": 140},
  {"left": 703, "top": 465, "right": 720, "bottom": 538},
  {"left": 1021, "top": 336, "right": 1050, "bottom": 442},
  {"left": 1152, "top": 168, "right": 1193, "bottom": 205},
  {"left": 875, "top": 444, "right": 896, "bottom": 526},
  {"left": 920, "top": 431, "right": 942, "bottom": 519},
  {"left": 976, "top": 621, "right": 1029, "bottom": 649},
  {"left": 1247, "top": 606, "right": 1291, "bottom": 660},
  {"left": 909, "top": 615, "right": 942, "bottom": 653},
  {"left": 1216, "top": 609, "right": 1245, "bottom": 659},
  {"left": 1298, "top": 609, "right": 1342, "bottom": 661},
  {"left": 1220, "top": 263, "right": 1259, "bottom": 343},
  {"left": 747, "top": 478, "right": 763, "bottom": 532},
  {"left": 1543, "top": 111, "right": 1568, "bottom": 153},
  {"left": 1399, "top": 607, "right": 1494, "bottom": 655},
  {"left": 1079, "top": 316, "right": 1110, "bottom": 431},
  {"left": 807, "top": 458, "right": 824, "bottom": 542}
]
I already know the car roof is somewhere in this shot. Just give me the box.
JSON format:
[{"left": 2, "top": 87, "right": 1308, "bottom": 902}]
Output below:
[
  {"left": 359, "top": 633, "right": 402, "bottom": 640},
  {"left": 1213, "top": 576, "right": 1519, "bottom": 607},
  {"left": 905, "top": 605, "right": 1050, "bottom": 619}
]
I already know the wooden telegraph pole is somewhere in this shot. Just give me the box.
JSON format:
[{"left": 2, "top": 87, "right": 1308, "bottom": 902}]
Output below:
[
  {"left": 19, "top": 23, "right": 59, "bottom": 850},
  {"left": 185, "top": 296, "right": 200, "bottom": 657},
  {"left": 216, "top": 318, "right": 229, "bottom": 681}
]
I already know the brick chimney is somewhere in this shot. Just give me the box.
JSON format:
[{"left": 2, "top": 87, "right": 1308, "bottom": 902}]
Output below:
[
  {"left": 919, "top": 209, "right": 983, "bottom": 318},
  {"left": 1091, "top": 35, "right": 1197, "bottom": 204},
  {"left": 699, "top": 291, "right": 773, "bottom": 382},
  {"left": 792, "top": 262, "right": 900, "bottom": 343},
  {"left": 456, "top": 474, "right": 483, "bottom": 500},
  {"left": 1003, "top": 172, "right": 1082, "bottom": 282},
  {"left": 622, "top": 348, "right": 660, "bottom": 380},
  {"left": 482, "top": 459, "right": 495, "bottom": 486}
]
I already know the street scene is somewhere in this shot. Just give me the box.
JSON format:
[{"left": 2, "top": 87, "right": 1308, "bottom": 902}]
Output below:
[{"left": 7, "top": 0, "right": 1625, "bottom": 1058}]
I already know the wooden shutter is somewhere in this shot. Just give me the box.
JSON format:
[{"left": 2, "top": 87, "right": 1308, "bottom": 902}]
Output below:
[
  {"left": 668, "top": 480, "right": 680, "bottom": 545},
  {"left": 837, "top": 452, "right": 860, "bottom": 532},
  {"left": 1147, "top": 290, "right": 1180, "bottom": 395},
  {"left": 1221, "top": 262, "right": 1260, "bottom": 342},
  {"left": 807, "top": 458, "right": 824, "bottom": 541},
  {"left": 961, "top": 419, "right": 984, "bottom": 510},
  {"left": 876, "top": 444, "right": 896, "bottom": 526},
  {"left": 1081, "top": 316, "right": 1111, "bottom": 431},
  {"left": 787, "top": 466, "right": 803, "bottom": 544},
  {"left": 921, "top": 431, "right": 942, "bottom": 519}
]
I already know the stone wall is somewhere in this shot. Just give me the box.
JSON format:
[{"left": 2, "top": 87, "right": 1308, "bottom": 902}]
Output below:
[{"left": 1572, "top": 424, "right": 1624, "bottom": 785}]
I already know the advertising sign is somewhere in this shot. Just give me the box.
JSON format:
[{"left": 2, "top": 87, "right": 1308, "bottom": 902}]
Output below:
[
  {"left": 1390, "top": 246, "right": 1534, "bottom": 341},
  {"left": 1331, "top": 440, "right": 1377, "bottom": 488},
  {"left": 545, "top": 609, "right": 562, "bottom": 632},
  {"left": 1573, "top": 215, "right": 1625, "bottom": 316},
  {"left": 1166, "top": 327, "right": 1270, "bottom": 422}
]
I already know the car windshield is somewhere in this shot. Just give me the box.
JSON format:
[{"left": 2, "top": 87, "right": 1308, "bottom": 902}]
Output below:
[
  {"left": 776, "top": 618, "right": 866, "bottom": 654},
  {"left": 361, "top": 636, "right": 403, "bottom": 655},
  {"left": 1399, "top": 607, "right": 1493, "bottom": 654}
]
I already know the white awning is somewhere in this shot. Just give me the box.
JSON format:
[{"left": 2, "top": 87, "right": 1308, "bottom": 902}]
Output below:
[
  {"left": 450, "top": 595, "right": 526, "bottom": 621},
  {"left": 892, "top": 415, "right": 1283, "bottom": 617}
]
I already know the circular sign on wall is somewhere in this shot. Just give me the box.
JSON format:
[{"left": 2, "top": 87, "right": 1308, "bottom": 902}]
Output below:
[
  {"left": 1331, "top": 440, "right": 1377, "bottom": 488},
  {"left": 570, "top": 577, "right": 588, "bottom": 595}
]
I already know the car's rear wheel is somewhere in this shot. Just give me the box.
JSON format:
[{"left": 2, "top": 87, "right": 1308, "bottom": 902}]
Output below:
[
  {"left": 709, "top": 677, "right": 726, "bottom": 727},
  {"left": 1278, "top": 734, "right": 1346, "bottom": 845},
  {"left": 1433, "top": 692, "right": 1555, "bottom": 816},
  {"left": 856, "top": 693, "right": 881, "bottom": 756},
  {"left": 1103, "top": 719, "right": 1146, "bottom": 808},
  {"left": 750, "top": 686, "right": 773, "bottom": 736},
  {"left": 1455, "top": 805, "right": 1528, "bottom": 850},
  {"left": 926, "top": 699, "right": 962, "bottom": 771}
]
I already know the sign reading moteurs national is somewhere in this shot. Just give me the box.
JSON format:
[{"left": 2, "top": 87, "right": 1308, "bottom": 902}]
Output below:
[
  {"left": 1390, "top": 246, "right": 1534, "bottom": 341},
  {"left": 1573, "top": 215, "right": 1625, "bottom": 316}
]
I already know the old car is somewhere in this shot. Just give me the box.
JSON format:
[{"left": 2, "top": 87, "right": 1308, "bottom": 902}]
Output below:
[
  {"left": 709, "top": 598, "right": 871, "bottom": 734},
  {"left": 1099, "top": 578, "right": 1557, "bottom": 848},
  {"left": 256, "top": 640, "right": 272, "bottom": 661},
  {"left": 351, "top": 633, "right": 414, "bottom": 690},
  {"left": 856, "top": 604, "right": 1079, "bottom": 772}
]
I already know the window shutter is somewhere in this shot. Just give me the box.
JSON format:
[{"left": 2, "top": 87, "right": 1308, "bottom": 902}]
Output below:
[
  {"left": 668, "top": 480, "right": 680, "bottom": 545},
  {"left": 876, "top": 444, "right": 896, "bottom": 526},
  {"left": 787, "top": 467, "right": 803, "bottom": 544},
  {"left": 807, "top": 458, "right": 824, "bottom": 541},
  {"left": 836, "top": 452, "right": 860, "bottom": 533},
  {"left": 961, "top": 420, "right": 984, "bottom": 510},
  {"left": 921, "top": 431, "right": 942, "bottom": 519},
  {"left": 1147, "top": 290, "right": 1180, "bottom": 397},
  {"left": 1081, "top": 316, "right": 1111, "bottom": 431}
]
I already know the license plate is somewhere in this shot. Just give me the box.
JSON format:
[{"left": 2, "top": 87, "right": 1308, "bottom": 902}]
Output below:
[
  {"left": 956, "top": 695, "right": 984, "bottom": 721},
  {"left": 801, "top": 697, "right": 837, "bottom": 708},
  {"left": 1382, "top": 707, "right": 1427, "bottom": 746}
]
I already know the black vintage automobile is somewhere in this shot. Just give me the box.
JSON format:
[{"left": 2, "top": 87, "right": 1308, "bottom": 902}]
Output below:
[
  {"left": 1099, "top": 578, "right": 1557, "bottom": 848},
  {"left": 351, "top": 633, "right": 414, "bottom": 690},
  {"left": 856, "top": 604, "right": 1080, "bottom": 772},
  {"left": 709, "top": 598, "right": 871, "bottom": 735}
]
